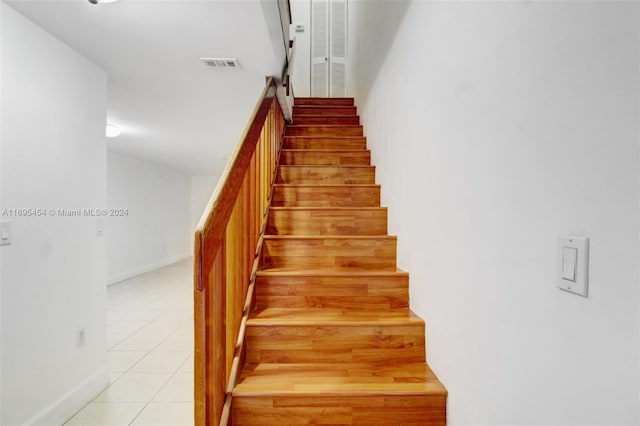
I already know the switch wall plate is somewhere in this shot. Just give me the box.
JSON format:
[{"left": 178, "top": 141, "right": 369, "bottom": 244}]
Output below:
[
  {"left": 558, "top": 236, "right": 589, "bottom": 297},
  {"left": 0, "top": 221, "right": 11, "bottom": 246}
]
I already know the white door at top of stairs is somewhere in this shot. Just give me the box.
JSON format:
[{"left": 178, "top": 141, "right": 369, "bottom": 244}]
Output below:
[{"left": 311, "top": 0, "right": 347, "bottom": 97}]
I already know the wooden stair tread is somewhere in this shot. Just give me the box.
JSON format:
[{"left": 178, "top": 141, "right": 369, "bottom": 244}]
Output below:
[
  {"left": 263, "top": 235, "right": 395, "bottom": 240},
  {"left": 274, "top": 183, "right": 379, "bottom": 187},
  {"left": 293, "top": 116, "right": 360, "bottom": 125},
  {"left": 257, "top": 269, "right": 408, "bottom": 277},
  {"left": 280, "top": 149, "right": 369, "bottom": 153},
  {"left": 233, "top": 363, "right": 446, "bottom": 396},
  {"left": 295, "top": 98, "right": 355, "bottom": 106},
  {"left": 248, "top": 308, "right": 423, "bottom": 325},
  {"left": 294, "top": 115, "right": 359, "bottom": 119},
  {"left": 269, "top": 206, "right": 384, "bottom": 211},
  {"left": 293, "top": 106, "right": 357, "bottom": 116},
  {"left": 287, "top": 125, "right": 362, "bottom": 129},
  {"left": 283, "top": 136, "right": 365, "bottom": 140},
  {"left": 293, "top": 116, "right": 359, "bottom": 119},
  {"left": 285, "top": 126, "right": 364, "bottom": 137},
  {"left": 283, "top": 137, "right": 367, "bottom": 150},
  {"left": 293, "top": 105, "right": 356, "bottom": 109},
  {"left": 293, "top": 106, "right": 356, "bottom": 109},
  {"left": 258, "top": 267, "right": 401, "bottom": 275},
  {"left": 279, "top": 165, "right": 373, "bottom": 168},
  {"left": 284, "top": 135, "right": 363, "bottom": 137}
]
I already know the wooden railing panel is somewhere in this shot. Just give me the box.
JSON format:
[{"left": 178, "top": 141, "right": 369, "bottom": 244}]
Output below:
[
  {"left": 224, "top": 206, "right": 236, "bottom": 378},
  {"left": 194, "top": 77, "right": 285, "bottom": 426}
]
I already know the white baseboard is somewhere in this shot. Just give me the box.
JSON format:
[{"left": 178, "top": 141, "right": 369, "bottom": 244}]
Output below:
[
  {"left": 24, "top": 365, "right": 109, "bottom": 426},
  {"left": 107, "top": 254, "right": 191, "bottom": 286}
]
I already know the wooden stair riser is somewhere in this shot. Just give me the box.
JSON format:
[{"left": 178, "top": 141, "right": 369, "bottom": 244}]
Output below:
[
  {"left": 277, "top": 166, "right": 375, "bottom": 185},
  {"left": 267, "top": 208, "right": 387, "bottom": 235},
  {"left": 245, "top": 323, "right": 425, "bottom": 364},
  {"left": 280, "top": 150, "right": 371, "bottom": 166},
  {"left": 255, "top": 274, "right": 409, "bottom": 310},
  {"left": 294, "top": 116, "right": 360, "bottom": 125},
  {"left": 285, "top": 125, "right": 363, "bottom": 137},
  {"left": 272, "top": 185, "right": 381, "bottom": 208},
  {"left": 295, "top": 97, "right": 354, "bottom": 106},
  {"left": 293, "top": 106, "right": 357, "bottom": 117},
  {"left": 261, "top": 237, "right": 397, "bottom": 270},
  {"left": 232, "top": 394, "right": 446, "bottom": 425},
  {"left": 233, "top": 363, "right": 447, "bottom": 425},
  {"left": 283, "top": 137, "right": 367, "bottom": 150},
  {"left": 234, "top": 362, "right": 442, "bottom": 391}
]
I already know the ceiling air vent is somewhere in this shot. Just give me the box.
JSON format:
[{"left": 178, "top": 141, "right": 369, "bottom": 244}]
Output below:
[{"left": 200, "top": 57, "right": 241, "bottom": 69}]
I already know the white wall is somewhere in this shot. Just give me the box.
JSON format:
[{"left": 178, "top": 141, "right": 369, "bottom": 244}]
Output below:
[
  {"left": 107, "top": 151, "right": 190, "bottom": 285},
  {"left": 190, "top": 175, "right": 219, "bottom": 235},
  {"left": 350, "top": 1, "right": 639, "bottom": 425},
  {"left": 0, "top": 3, "right": 4, "bottom": 423},
  {"left": 0, "top": 4, "right": 109, "bottom": 425},
  {"left": 290, "top": 0, "right": 311, "bottom": 97}
]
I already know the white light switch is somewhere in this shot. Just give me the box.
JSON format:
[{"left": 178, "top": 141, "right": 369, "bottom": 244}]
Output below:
[
  {"left": 0, "top": 221, "right": 11, "bottom": 246},
  {"left": 558, "top": 236, "right": 589, "bottom": 297},
  {"left": 561, "top": 247, "right": 577, "bottom": 281}
]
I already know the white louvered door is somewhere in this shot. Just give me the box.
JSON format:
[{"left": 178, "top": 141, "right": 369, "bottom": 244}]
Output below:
[
  {"left": 311, "top": 0, "right": 329, "bottom": 97},
  {"left": 311, "top": 0, "right": 347, "bottom": 97},
  {"left": 329, "top": 0, "right": 347, "bottom": 97}
]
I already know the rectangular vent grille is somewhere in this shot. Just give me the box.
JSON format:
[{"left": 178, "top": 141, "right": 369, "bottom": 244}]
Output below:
[{"left": 200, "top": 58, "right": 241, "bottom": 68}]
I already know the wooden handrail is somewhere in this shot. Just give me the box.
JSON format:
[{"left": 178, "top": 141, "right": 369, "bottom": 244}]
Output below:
[{"left": 193, "top": 77, "right": 285, "bottom": 426}]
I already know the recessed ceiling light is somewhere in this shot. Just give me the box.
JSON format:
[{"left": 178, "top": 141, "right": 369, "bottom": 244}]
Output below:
[
  {"left": 106, "top": 124, "right": 122, "bottom": 138},
  {"left": 88, "top": 0, "right": 119, "bottom": 4}
]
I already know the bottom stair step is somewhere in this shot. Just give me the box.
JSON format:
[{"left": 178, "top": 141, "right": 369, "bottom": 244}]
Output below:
[{"left": 232, "top": 363, "right": 447, "bottom": 425}]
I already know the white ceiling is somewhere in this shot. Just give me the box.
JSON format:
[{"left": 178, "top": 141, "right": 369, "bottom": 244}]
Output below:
[{"left": 5, "top": 0, "right": 281, "bottom": 176}]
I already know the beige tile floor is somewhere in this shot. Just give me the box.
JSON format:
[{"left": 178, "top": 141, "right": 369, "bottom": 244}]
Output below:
[{"left": 65, "top": 259, "right": 194, "bottom": 426}]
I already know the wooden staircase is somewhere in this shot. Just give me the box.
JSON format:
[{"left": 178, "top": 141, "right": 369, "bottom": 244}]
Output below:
[{"left": 231, "top": 97, "right": 447, "bottom": 425}]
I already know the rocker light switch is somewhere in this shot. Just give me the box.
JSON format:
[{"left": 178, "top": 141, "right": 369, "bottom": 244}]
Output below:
[
  {"left": 558, "top": 236, "right": 589, "bottom": 297},
  {"left": 561, "top": 247, "right": 577, "bottom": 281}
]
